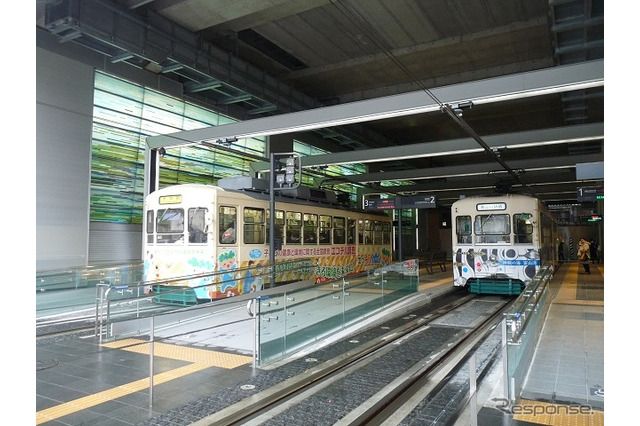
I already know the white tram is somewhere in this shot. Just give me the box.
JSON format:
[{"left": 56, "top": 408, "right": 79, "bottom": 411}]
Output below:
[
  {"left": 451, "top": 194, "right": 557, "bottom": 294},
  {"left": 143, "top": 177, "right": 393, "bottom": 302}
]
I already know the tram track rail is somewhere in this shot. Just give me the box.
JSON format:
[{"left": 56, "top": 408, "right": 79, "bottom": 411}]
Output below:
[
  {"left": 346, "top": 297, "right": 508, "bottom": 425},
  {"left": 188, "top": 293, "right": 513, "bottom": 426}
]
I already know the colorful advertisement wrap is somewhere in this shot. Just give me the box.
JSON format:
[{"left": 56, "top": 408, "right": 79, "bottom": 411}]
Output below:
[
  {"left": 453, "top": 246, "right": 540, "bottom": 287},
  {"left": 145, "top": 244, "right": 392, "bottom": 300}
]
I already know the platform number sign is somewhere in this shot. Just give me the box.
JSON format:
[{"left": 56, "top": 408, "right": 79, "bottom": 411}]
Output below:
[
  {"left": 577, "top": 187, "right": 603, "bottom": 202},
  {"left": 399, "top": 195, "right": 436, "bottom": 209},
  {"left": 364, "top": 198, "right": 396, "bottom": 210},
  {"left": 365, "top": 195, "right": 436, "bottom": 210}
]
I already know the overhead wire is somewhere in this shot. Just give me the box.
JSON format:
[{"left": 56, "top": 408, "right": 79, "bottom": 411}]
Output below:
[{"left": 328, "top": 0, "right": 537, "bottom": 197}]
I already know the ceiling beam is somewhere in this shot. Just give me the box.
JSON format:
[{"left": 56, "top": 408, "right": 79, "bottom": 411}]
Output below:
[
  {"left": 250, "top": 123, "right": 602, "bottom": 174},
  {"left": 409, "top": 180, "right": 602, "bottom": 206},
  {"left": 339, "top": 152, "right": 603, "bottom": 184},
  {"left": 146, "top": 60, "right": 604, "bottom": 150}
]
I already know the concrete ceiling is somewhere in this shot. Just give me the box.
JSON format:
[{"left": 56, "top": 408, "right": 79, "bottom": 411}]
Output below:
[{"left": 36, "top": 0, "right": 604, "bottom": 207}]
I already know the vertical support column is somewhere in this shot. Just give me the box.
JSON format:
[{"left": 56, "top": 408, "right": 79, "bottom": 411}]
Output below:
[
  {"left": 417, "top": 208, "right": 429, "bottom": 251},
  {"left": 269, "top": 153, "right": 276, "bottom": 288},
  {"left": 269, "top": 150, "right": 301, "bottom": 287},
  {"left": 149, "top": 316, "right": 155, "bottom": 408},
  {"left": 397, "top": 209, "right": 403, "bottom": 262},
  {"left": 143, "top": 144, "right": 161, "bottom": 259},
  {"left": 143, "top": 145, "right": 160, "bottom": 198}
]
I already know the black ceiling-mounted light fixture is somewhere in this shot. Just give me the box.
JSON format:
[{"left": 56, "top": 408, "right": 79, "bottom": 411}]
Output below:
[
  {"left": 214, "top": 137, "right": 238, "bottom": 146},
  {"left": 447, "top": 101, "right": 473, "bottom": 117}
]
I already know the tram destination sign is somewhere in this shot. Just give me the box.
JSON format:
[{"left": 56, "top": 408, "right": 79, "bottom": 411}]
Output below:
[{"left": 365, "top": 195, "right": 436, "bottom": 210}]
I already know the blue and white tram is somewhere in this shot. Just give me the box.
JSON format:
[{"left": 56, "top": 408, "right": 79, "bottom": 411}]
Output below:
[
  {"left": 143, "top": 177, "right": 393, "bottom": 303},
  {"left": 451, "top": 194, "right": 557, "bottom": 295}
]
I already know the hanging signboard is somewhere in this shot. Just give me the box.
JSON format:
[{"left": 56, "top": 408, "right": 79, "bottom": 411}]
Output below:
[
  {"left": 577, "top": 187, "right": 603, "bottom": 202},
  {"left": 365, "top": 195, "right": 436, "bottom": 210},
  {"left": 398, "top": 195, "right": 436, "bottom": 209}
]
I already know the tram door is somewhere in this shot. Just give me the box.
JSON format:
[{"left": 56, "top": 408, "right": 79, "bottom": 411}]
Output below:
[{"left": 216, "top": 205, "right": 240, "bottom": 297}]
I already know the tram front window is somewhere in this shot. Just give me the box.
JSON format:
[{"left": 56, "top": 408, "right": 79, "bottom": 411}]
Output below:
[
  {"left": 474, "top": 214, "right": 510, "bottom": 244},
  {"left": 157, "top": 208, "right": 184, "bottom": 243},
  {"left": 188, "top": 208, "right": 208, "bottom": 243}
]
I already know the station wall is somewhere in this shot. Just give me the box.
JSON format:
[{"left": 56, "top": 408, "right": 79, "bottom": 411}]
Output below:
[
  {"left": 36, "top": 48, "right": 93, "bottom": 271},
  {"left": 36, "top": 45, "right": 145, "bottom": 271}
]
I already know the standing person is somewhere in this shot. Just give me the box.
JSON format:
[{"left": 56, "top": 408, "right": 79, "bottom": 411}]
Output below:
[
  {"left": 578, "top": 238, "right": 591, "bottom": 274},
  {"left": 589, "top": 239, "right": 599, "bottom": 264},
  {"left": 558, "top": 239, "right": 565, "bottom": 261}
]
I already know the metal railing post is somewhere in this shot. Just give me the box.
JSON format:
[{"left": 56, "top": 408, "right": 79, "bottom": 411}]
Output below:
[
  {"left": 502, "top": 316, "right": 511, "bottom": 401},
  {"left": 149, "top": 316, "right": 154, "bottom": 408}
]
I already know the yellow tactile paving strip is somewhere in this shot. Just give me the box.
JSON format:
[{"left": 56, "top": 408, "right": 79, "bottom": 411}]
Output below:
[
  {"left": 104, "top": 338, "right": 252, "bottom": 367},
  {"left": 36, "top": 339, "right": 252, "bottom": 424},
  {"left": 513, "top": 399, "right": 604, "bottom": 425}
]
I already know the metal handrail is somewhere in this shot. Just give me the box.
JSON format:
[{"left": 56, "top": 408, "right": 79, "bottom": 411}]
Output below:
[{"left": 505, "top": 263, "right": 554, "bottom": 343}]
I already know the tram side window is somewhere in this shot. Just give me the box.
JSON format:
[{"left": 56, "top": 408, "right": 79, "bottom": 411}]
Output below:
[
  {"left": 156, "top": 208, "right": 184, "bottom": 244},
  {"left": 319, "top": 215, "right": 332, "bottom": 244},
  {"left": 266, "top": 210, "right": 284, "bottom": 246},
  {"left": 373, "top": 221, "right": 383, "bottom": 244},
  {"left": 363, "top": 220, "right": 373, "bottom": 244},
  {"left": 286, "top": 211, "right": 302, "bottom": 244},
  {"left": 382, "top": 222, "right": 391, "bottom": 244},
  {"left": 333, "top": 216, "right": 345, "bottom": 244},
  {"left": 188, "top": 207, "right": 208, "bottom": 243},
  {"left": 474, "top": 214, "right": 510, "bottom": 244},
  {"left": 456, "top": 216, "right": 472, "bottom": 244},
  {"left": 244, "top": 207, "right": 265, "bottom": 244},
  {"left": 146, "top": 210, "right": 154, "bottom": 244},
  {"left": 219, "top": 206, "right": 237, "bottom": 244},
  {"left": 513, "top": 213, "right": 533, "bottom": 244},
  {"left": 347, "top": 219, "right": 356, "bottom": 244},
  {"left": 303, "top": 213, "right": 318, "bottom": 244}
]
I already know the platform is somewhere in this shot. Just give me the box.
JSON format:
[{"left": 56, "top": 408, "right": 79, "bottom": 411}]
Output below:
[
  {"left": 35, "top": 262, "right": 604, "bottom": 425},
  {"left": 474, "top": 261, "right": 604, "bottom": 426},
  {"left": 512, "top": 261, "right": 604, "bottom": 425}
]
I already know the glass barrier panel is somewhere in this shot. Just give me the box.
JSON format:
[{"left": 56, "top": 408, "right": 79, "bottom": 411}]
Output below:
[
  {"left": 257, "top": 259, "right": 419, "bottom": 366},
  {"left": 36, "top": 263, "right": 143, "bottom": 318},
  {"left": 257, "top": 294, "right": 287, "bottom": 362},
  {"left": 504, "top": 264, "right": 556, "bottom": 400}
]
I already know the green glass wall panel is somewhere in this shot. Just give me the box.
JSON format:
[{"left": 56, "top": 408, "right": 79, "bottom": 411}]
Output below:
[{"left": 90, "top": 71, "right": 266, "bottom": 224}]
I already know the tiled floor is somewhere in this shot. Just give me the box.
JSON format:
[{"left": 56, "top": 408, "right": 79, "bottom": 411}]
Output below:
[
  {"left": 36, "top": 268, "right": 454, "bottom": 425},
  {"left": 520, "top": 262, "right": 604, "bottom": 410}
]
